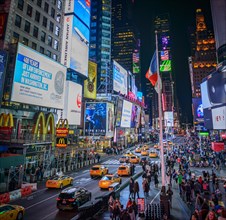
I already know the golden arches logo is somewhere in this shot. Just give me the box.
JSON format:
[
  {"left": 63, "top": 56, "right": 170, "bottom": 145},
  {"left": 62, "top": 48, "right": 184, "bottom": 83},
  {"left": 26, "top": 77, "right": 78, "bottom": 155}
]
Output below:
[
  {"left": 56, "top": 137, "right": 67, "bottom": 148},
  {"left": 0, "top": 113, "right": 14, "bottom": 127},
  {"left": 57, "top": 118, "right": 69, "bottom": 129},
  {"left": 33, "top": 112, "right": 55, "bottom": 141}
]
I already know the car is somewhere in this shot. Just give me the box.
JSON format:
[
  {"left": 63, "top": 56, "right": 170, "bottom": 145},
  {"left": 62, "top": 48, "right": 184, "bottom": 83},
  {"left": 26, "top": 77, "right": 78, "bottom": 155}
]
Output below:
[
  {"left": 124, "top": 152, "right": 135, "bottom": 157},
  {"left": 119, "top": 156, "right": 129, "bottom": 163},
  {"left": 0, "top": 204, "right": 25, "bottom": 220},
  {"left": 56, "top": 186, "right": 91, "bottom": 211},
  {"left": 135, "top": 147, "right": 141, "bottom": 153},
  {"left": 46, "top": 175, "right": 74, "bottom": 189},
  {"left": 117, "top": 164, "right": 131, "bottom": 176},
  {"left": 99, "top": 174, "right": 122, "bottom": 189},
  {"left": 129, "top": 155, "right": 140, "bottom": 164},
  {"left": 141, "top": 150, "right": 149, "bottom": 156},
  {"left": 90, "top": 165, "right": 108, "bottom": 178},
  {"left": 149, "top": 151, "right": 158, "bottom": 158},
  {"left": 142, "top": 145, "right": 149, "bottom": 150}
]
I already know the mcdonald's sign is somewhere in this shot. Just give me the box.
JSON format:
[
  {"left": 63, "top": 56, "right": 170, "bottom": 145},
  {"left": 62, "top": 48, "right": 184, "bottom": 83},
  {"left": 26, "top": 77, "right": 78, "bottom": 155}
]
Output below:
[
  {"left": 56, "top": 119, "right": 69, "bottom": 137},
  {"left": 56, "top": 137, "right": 67, "bottom": 148},
  {"left": 32, "top": 112, "right": 55, "bottom": 141},
  {"left": 0, "top": 113, "right": 14, "bottom": 140}
]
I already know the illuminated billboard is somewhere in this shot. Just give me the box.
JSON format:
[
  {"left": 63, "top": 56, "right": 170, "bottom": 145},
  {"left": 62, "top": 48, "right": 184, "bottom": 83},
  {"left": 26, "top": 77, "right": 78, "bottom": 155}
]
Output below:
[
  {"left": 137, "top": 91, "right": 143, "bottom": 102},
  {"left": 106, "top": 103, "right": 114, "bottom": 137},
  {"left": 133, "top": 52, "right": 140, "bottom": 74},
  {"left": 84, "top": 102, "right": 107, "bottom": 135},
  {"left": 61, "top": 15, "right": 89, "bottom": 77},
  {"left": 84, "top": 61, "right": 97, "bottom": 99},
  {"left": 115, "top": 99, "right": 123, "bottom": 127},
  {"left": 192, "top": 98, "right": 204, "bottom": 122},
  {"left": 63, "top": 81, "right": 82, "bottom": 125},
  {"left": 131, "top": 105, "right": 141, "bottom": 128},
  {"left": 121, "top": 100, "right": 132, "bottom": 128},
  {"left": 0, "top": 50, "right": 7, "bottom": 107},
  {"left": 160, "top": 60, "right": 171, "bottom": 72},
  {"left": 65, "top": 0, "right": 91, "bottom": 28},
  {"left": 11, "top": 43, "right": 66, "bottom": 109},
  {"left": 113, "top": 60, "right": 128, "bottom": 95}
]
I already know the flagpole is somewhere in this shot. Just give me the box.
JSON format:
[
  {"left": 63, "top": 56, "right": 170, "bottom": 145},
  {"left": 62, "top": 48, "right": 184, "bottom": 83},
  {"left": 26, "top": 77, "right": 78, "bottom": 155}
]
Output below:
[{"left": 155, "top": 30, "right": 166, "bottom": 187}]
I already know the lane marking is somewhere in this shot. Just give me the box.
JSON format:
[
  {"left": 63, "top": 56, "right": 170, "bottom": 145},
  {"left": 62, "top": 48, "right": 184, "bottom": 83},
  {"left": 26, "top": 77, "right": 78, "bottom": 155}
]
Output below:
[
  {"left": 40, "top": 209, "right": 58, "bottom": 220},
  {"left": 149, "top": 191, "right": 160, "bottom": 204}
]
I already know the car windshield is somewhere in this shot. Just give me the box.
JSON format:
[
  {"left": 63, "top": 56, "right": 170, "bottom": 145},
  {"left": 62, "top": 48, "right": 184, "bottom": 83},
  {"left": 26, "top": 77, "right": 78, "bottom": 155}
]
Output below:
[
  {"left": 92, "top": 167, "right": 100, "bottom": 170},
  {"left": 59, "top": 192, "right": 74, "bottom": 199},
  {"left": 131, "top": 157, "right": 136, "bottom": 159},
  {"left": 118, "top": 167, "right": 126, "bottom": 170},
  {"left": 50, "top": 176, "right": 60, "bottom": 180},
  {"left": 101, "top": 176, "right": 111, "bottom": 180}
]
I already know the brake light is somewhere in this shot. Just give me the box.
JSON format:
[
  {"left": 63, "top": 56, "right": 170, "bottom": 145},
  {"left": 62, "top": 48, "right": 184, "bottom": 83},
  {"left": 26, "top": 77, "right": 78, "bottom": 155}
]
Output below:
[
  {"left": 56, "top": 198, "right": 61, "bottom": 201},
  {"left": 68, "top": 198, "right": 75, "bottom": 202}
]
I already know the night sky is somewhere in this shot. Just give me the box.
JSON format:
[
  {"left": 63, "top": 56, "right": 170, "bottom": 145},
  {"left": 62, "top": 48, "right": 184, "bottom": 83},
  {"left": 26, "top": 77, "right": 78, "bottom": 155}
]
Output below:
[{"left": 133, "top": 0, "right": 213, "bottom": 124}]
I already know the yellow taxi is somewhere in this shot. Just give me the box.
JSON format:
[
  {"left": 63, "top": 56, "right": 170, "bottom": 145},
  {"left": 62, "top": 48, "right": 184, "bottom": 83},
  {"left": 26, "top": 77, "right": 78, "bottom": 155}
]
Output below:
[
  {"left": 124, "top": 152, "right": 135, "bottom": 158},
  {"left": 119, "top": 156, "right": 129, "bottom": 163},
  {"left": 129, "top": 155, "right": 140, "bottom": 164},
  {"left": 99, "top": 174, "right": 122, "bottom": 189},
  {"left": 46, "top": 175, "right": 74, "bottom": 189},
  {"left": 149, "top": 151, "right": 158, "bottom": 158},
  {"left": 141, "top": 150, "right": 149, "bottom": 156},
  {"left": 135, "top": 147, "right": 142, "bottom": 153},
  {"left": 117, "top": 164, "right": 131, "bottom": 176},
  {"left": 142, "top": 145, "right": 149, "bottom": 150},
  {"left": 90, "top": 165, "right": 108, "bottom": 178},
  {"left": 0, "top": 204, "right": 25, "bottom": 220}
]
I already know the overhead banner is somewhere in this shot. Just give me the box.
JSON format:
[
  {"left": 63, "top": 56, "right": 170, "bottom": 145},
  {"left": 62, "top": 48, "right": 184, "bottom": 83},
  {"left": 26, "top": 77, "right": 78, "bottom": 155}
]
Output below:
[
  {"left": 121, "top": 100, "right": 132, "bottom": 128},
  {"left": 113, "top": 60, "right": 128, "bottom": 95},
  {"left": 11, "top": 43, "right": 66, "bottom": 109},
  {"left": 84, "top": 61, "right": 97, "bottom": 99},
  {"left": 106, "top": 103, "right": 114, "bottom": 137},
  {"left": 63, "top": 81, "right": 82, "bottom": 125},
  {"left": 84, "top": 102, "right": 107, "bottom": 136},
  {"left": 61, "top": 15, "right": 89, "bottom": 77}
]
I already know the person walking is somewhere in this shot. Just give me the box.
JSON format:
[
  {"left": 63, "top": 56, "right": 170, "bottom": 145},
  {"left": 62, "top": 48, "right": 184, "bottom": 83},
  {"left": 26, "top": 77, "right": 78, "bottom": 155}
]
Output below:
[
  {"left": 154, "top": 172, "right": 159, "bottom": 188},
  {"left": 134, "top": 180, "right": 140, "bottom": 200},
  {"left": 142, "top": 178, "right": 149, "bottom": 198},
  {"left": 129, "top": 177, "right": 135, "bottom": 199}
]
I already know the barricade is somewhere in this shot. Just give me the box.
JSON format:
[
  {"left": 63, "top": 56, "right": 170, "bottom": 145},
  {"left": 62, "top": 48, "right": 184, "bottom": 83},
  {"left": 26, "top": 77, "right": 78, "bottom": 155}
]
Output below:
[
  {"left": 21, "top": 186, "right": 32, "bottom": 197},
  {"left": 9, "top": 189, "right": 21, "bottom": 201},
  {"left": 0, "top": 192, "right": 10, "bottom": 204},
  {"left": 21, "top": 182, "right": 37, "bottom": 191}
]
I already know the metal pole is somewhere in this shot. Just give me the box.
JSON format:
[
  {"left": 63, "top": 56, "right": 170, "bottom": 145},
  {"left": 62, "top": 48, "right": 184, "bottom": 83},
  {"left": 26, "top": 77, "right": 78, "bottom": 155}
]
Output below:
[{"left": 155, "top": 30, "right": 166, "bottom": 186}]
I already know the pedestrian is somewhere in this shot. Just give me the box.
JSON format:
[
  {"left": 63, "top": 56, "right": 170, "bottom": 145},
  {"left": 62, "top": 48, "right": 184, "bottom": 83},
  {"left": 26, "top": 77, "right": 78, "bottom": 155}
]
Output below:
[
  {"left": 134, "top": 180, "right": 140, "bottom": 200},
  {"left": 129, "top": 177, "right": 135, "bottom": 199},
  {"left": 166, "top": 185, "right": 173, "bottom": 208},
  {"left": 205, "top": 210, "right": 217, "bottom": 220},
  {"left": 154, "top": 172, "right": 159, "bottom": 188},
  {"left": 142, "top": 178, "right": 149, "bottom": 198},
  {"left": 112, "top": 198, "right": 121, "bottom": 220}
]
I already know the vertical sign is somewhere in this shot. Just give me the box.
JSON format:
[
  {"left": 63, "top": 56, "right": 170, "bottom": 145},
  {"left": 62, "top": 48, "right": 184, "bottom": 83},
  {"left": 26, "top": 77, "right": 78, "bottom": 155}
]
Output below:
[{"left": 0, "top": 50, "right": 7, "bottom": 107}]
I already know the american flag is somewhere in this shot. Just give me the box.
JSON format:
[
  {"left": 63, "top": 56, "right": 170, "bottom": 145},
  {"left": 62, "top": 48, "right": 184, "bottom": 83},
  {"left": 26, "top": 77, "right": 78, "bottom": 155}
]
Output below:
[
  {"left": 133, "top": 52, "right": 139, "bottom": 63},
  {"left": 160, "top": 50, "right": 169, "bottom": 61}
]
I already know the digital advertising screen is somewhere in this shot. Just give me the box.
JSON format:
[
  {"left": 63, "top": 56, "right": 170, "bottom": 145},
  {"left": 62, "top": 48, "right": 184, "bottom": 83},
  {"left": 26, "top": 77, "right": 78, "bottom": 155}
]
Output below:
[
  {"left": 160, "top": 60, "right": 171, "bottom": 72},
  {"left": 84, "top": 102, "right": 107, "bottom": 136},
  {"left": 65, "top": 0, "right": 91, "bottom": 28},
  {"left": 0, "top": 50, "right": 7, "bottom": 106},
  {"left": 63, "top": 81, "right": 82, "bottom": 125},
  {"left": 131, "top": 104, "right": 141, "bottom": 128},
  {"left": 137, "top": 91, "right": 143, "bottom": 102},
  {"left": 113, "top": 60, "right": 128, "bottom": 95},
  {"left": 11, "top": 43, "right": 66, "bottom": 109},
  {"left": 106, "top": 103, "right": 114, "bottom": 137},
  {"left": 192, "top": 98, "right": 204, "bottom": 122},
  {"left": 212, "top": 106, "right": 226, "bottom": 130},
  {"left": 120, "top": 100, "right": 132, "bottom": 128},
  {"left": 115, "top": 98, "right": 123, "bottom": 127},
  {"left": 133, "top": 52, "right": 140, "bottom": 74},
  {"left": 164, "top": 111, "right": 174, "bottom": 127}
]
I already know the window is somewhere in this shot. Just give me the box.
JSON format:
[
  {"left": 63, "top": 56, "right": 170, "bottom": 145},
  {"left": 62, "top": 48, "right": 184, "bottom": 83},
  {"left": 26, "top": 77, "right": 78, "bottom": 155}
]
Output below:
[
  {"left": 56, "top": 14, "right": 61, "bottom": 23},
  {"left": 33, "top": 26, "right": 38, "bottom": 38},
  {"left": 47, "top": 35, "right": 52, "bottom": 46},
  {"left": 12, "top": 32, "right": 19, "bottom": 44},
  {"left": 57, "top": 0, "right": 62, "bottom": 10},
  {"left": 55, "top": 26, "right": 60, "bottom": 36},
  {"left": 27, "top": 5, "right": 32, "bottom": 17},
  {"left": 53, "top": 39, "right": 58, "bottom": 50},
  {"left": 37, "top": 0, "right": 42, "bottom": 7},
  {"left": 41, "top": 31, "right": 46, "bottom": 42},
  {"left": 23, "top": 37, "right": 29, "bottom": 46},
  {"left": 52, "top": 54, "right": 57, "bottom": 61},
  {"left": 35, "top": 11, "right": 40, "bottom": 22},
  {"left": 51, "top": 8, "right": 55, "bottom": 18},
  {"left": 15, "top": 15, "right": 22, "bottom": 28},
  {"left": 44, "top": 2, "right": 49, "bottom": 13},
  {"left": 40, "top": 46, "right": 44, "bottom": 54},
  {"left": 46, "top": 50, "right": 51, "bottom": 57},
  {"left": 32, "top": 42, "right": 37, "bottom": 50},
  {"left": 42, "top": 16, "right": 47, "bottom": 27},
  {"left": 49, "top": 21, "right": 54, "bottom": 32},
  {"left": 18, "top": 0, "right": 24, "bottom": 10},
  {"left": 24, "top": 21, "right": 31, "bottom": 33}
]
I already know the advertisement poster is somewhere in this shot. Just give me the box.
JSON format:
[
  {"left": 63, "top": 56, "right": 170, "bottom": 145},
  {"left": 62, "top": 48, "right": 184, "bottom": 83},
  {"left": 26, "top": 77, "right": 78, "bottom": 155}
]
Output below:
[
  {"left": 84, "top": 61, "right": 97, "bottom": 99},
  {"left": 113, "top": 60, "right": 128, "bottom": 95},
  {"left": 131, "top": 105, "right": 140, "bottom": 128},
  {"left": 192, "top": 98, "right": 204, "bottom": 122},
  {"left": 137, "top": 198, "right": 145, "bottom": 213},
  {"left": 63, "top": 81, "right": 82, "bottom": 125},
  {"left": 0, "top": 50, "right": 7, "bottom": 107},
  {"left": 106, "top": 103, "right": 114, "bottom": 137},
  {"left": 212, "top": 106, "right": 226, "bottom": 130},
  {"left": 65, "top": 0, "right": 91, "bottom": 28},
  {"left": 85, "top": 102, "right": 107, "bottom": 135},
  {"left": 121, "top": 100, "right": 132, "bottom": 128},
  {"left": 11, "top": 43, "right": 66, "bottom": 109},
  {"left": 115, "top": 99, "right": 123, "bottom": 127}
]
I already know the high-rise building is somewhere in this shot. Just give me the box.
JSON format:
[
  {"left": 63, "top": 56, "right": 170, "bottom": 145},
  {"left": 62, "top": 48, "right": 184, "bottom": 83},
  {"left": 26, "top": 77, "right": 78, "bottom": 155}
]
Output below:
[
  {"left": 189, "top": 9, "right": 217, "bottom": 98},
  {"left": 89, "top": 0, "right": 112, "bottom": 94}
]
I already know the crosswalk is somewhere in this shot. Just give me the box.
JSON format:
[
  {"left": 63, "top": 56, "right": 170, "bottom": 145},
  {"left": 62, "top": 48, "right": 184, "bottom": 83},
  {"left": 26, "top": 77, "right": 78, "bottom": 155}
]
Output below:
[{"left": 101, "top": 159, "right": 121, "bottom": 165}]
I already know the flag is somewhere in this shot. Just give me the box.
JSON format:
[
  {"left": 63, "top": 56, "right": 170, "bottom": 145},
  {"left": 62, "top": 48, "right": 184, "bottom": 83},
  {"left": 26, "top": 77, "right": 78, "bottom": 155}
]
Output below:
[{"left": 145, "top": 51, "right": 162, "bottom": 93}]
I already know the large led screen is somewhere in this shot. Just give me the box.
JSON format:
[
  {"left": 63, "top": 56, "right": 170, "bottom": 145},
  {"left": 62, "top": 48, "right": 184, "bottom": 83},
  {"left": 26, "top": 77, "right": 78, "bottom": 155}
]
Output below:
[
  {"left": 160, "top": 60, "right": 171, "bottom": 72},
  {"left": 11, "top": 43, "right": 66, "bottom": 109},
  {"left": 65, "top": 0, "right": 91, "bottom": 28},
  {"left": 113, "top": 60, "right": 128, "bottom": 95},
  {"left": 0, "top": 50, "right": 7, "bottom": 106},
  {"left": 131, "top": 105, "right": 141, "bottom": 128},
  {"left": 63, "top": 81, "right": 82, "bottom": 125},
  {"left": 212, "top": 106, "right": 226, "bottom": 130},
  {"left": 121, "top": 100, "right": 132, "bottom": 128},
  {"left": 106, "top": 103, "right": 114, "bottom": 137},
  {"left": 192, "top": 98, "right": 204, "bottom": 122},
  {"left": 84, "top": 102, "right": 107, "bottom": 135},
  {"left": 115, "top": 99, "right": 123, "bottom": 127},
  {"left": 61, "top": 15, "right": 89, "bottom": 77}
]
